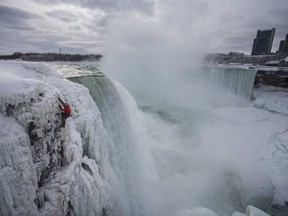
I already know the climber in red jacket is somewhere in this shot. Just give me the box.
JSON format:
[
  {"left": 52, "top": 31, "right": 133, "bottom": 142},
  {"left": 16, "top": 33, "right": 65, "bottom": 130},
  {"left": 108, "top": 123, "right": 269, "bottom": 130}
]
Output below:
[{"left": 58, "top": 98, "right": 71, "bottom": 127}]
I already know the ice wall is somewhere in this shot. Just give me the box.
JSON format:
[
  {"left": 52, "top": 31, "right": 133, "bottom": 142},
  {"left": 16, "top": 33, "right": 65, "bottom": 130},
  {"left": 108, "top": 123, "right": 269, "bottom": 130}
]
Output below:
[
  {"left": 0, "top": 62, "right": 111, "bottom": 215},
  {"left": 0, "top": 113, "right": 38, "bottom": 215}
]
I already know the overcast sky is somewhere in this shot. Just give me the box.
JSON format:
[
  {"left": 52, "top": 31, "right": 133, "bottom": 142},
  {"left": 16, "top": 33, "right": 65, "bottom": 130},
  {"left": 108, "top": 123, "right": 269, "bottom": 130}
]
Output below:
[{"left": 0, "top": 0, "right": 287, "bottom": 55}]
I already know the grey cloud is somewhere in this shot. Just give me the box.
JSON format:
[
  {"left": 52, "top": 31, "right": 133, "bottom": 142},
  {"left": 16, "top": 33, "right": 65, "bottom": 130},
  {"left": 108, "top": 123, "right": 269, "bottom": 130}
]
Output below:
[
  {"left": 269, "top": 7, "right": 288, "bottom": 21},
  {"left": 0, "top": 29, "right": 91, "bottom": 54},
  {"left": 1, "top": 24, "right": 34, "bottom": 31},
  {"left": 242, "top": 10, "right": 288, "bottom": 50},
  {"left": 218, "top": 7, "right": 288, "bottom": 52},
  {"left": 33, "top": 0, "right": 155, "bottom": 14},
  {"left": 225, "top": 35, "right": 252, "bottom": 44},
  {"left": 46, "top": 10, "right": 79, "bottom": 23},
  {"left": 241, "top": 6, "right": 288, "bottom": 33},
  {"left": 97, "top": 0, "right": 154, "bottom": 14},
  {"left": 0, "top": 29, "right": 43, "bottom": 54},
  {"left": 219, "top": 14, "right": 243, "bottom": 25},
  {"left": 83, "top": 14, "right": 112, "bottom": 34},
  {"left": 69, "top": 25, "right": 82, "bottom": 31},
  {"left": 0, "top": 5, "right": 40, "bottom": 31},
  {"left": 212, "top": 32, "right": 253, "bottom": 54},
  {"left": 95, "top": 14, "right": 112, "bottom": 27},
  {"left": 268, "top": 8, "right": 288, "bottom": 36},
  {"left": 0, "top": 5, "right": 40, "bottom": 22}
]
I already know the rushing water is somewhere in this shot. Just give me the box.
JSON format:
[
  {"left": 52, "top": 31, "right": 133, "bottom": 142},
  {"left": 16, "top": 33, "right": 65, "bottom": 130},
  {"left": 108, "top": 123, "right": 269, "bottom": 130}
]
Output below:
[{"left": 54, "top": 62, "right": 279, "bottom": 216}]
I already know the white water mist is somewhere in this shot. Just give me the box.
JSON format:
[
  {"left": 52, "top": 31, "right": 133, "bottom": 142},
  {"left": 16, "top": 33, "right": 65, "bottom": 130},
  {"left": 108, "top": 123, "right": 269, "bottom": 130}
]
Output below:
[{"left": 98, "top": 1, "right": 276, "bottom": 215}]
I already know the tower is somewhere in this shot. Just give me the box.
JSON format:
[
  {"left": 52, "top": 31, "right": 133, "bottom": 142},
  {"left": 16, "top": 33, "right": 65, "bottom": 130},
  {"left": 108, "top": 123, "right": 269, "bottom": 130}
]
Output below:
[
  {"left": 278, "top": 34, "right": 288, "bottom": 53},
  {"left": 251, "top": 28, "right": 275, "bottom": 55}
]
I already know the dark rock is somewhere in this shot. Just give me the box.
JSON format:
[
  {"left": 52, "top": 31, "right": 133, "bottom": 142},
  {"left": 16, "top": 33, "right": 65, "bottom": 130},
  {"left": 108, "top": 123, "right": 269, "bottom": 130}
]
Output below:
[{"left": 254, "top": 69, "right": 288, "bottom": 88}]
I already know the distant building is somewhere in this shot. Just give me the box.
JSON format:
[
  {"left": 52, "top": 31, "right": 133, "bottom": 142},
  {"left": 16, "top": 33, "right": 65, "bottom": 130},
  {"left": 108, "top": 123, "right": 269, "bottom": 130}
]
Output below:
[
  {"left": 251, "top": 28, "right": 275, "bottom": 55},
  {"left": 278, "top": 40, "right": 285, "bottom": 52},
  {"left": 278, "top": 34, "right": 288, "bottom": 53}
]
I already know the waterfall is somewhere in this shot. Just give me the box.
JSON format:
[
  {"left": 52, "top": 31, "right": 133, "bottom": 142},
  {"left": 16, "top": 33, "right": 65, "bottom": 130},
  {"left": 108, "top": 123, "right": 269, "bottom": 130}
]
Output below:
[
  {"left": 67, "top": 64, "right": 262, "bottom": 216},
  {"left": 69, "top": 75, "right": 153, "bottom": 216},
  {"left": 203, "top": 66, "right": 257, "bottom": 100}
]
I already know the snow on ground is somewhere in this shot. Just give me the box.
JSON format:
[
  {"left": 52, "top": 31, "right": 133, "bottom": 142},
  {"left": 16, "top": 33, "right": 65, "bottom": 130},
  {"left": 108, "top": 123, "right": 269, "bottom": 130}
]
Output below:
[
  {"left": 204, "top": 86, "right": 288, "bottom": 210},
  {"left": 253, "top": 86, "right": 288, "bottom": 116},
  {"left": 177, "top": 207, "right": 218, "bottom": 216}
]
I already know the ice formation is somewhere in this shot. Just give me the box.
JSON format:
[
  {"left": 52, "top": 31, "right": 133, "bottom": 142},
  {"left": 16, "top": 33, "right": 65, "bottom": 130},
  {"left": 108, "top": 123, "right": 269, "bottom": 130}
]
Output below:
[{"left": 0, "top": 61, "right": 111, "bottom": 215}]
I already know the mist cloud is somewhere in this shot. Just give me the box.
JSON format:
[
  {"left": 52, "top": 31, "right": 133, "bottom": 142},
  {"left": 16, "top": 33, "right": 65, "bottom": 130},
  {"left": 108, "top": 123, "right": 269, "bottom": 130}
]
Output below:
[{"left": 101, "top": 0, "right": 210, "bottom": 106}]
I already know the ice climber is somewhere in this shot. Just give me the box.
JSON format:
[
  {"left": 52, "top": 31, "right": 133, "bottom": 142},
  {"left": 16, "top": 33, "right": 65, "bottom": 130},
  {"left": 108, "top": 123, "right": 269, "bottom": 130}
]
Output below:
[{"left": 58, "top": 98, "right": 71, "bottom": 127}]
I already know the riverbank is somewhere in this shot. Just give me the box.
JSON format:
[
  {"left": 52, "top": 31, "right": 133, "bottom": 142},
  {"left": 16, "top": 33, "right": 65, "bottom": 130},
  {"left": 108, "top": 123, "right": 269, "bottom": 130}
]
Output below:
[{"left": 254, "top": 68, "right": 288, "bottom": 88}]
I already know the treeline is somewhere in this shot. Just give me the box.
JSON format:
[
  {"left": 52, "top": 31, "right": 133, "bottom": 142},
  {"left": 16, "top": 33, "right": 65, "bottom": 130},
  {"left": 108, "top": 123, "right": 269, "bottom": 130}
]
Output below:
[
  {"left": 0, "top": 52, "right": 103, "bottom": 62},
  {"left": 204, "top": 52, "right": 287, "bottom": 66}
]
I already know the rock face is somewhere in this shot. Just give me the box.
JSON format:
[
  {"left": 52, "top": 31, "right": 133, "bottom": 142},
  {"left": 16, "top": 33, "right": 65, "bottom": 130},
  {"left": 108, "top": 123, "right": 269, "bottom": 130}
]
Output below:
[
  {"left": 254, "top": 69, "right": 288, "bottom": 88},
  {"left": 0, "top": 62, "right": 111, "bottom": 216}
]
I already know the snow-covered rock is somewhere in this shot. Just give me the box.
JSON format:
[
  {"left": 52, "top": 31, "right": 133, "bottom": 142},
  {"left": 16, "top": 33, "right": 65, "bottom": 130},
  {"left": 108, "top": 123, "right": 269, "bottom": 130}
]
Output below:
[
  {"left": 246, "top": 205, "right": 270, "bottom": 216},
  {"left": 198, "top": 161, "right": 273, "bottom": 215},
  {"left": 232, "top": 205, "right": 271, "bottom": 216},
  {"left": 232, "top": 212, "right": 246, "bottom": 216},
  {"left": 223, "top": 162, "right": 274, "bottom": 212}
]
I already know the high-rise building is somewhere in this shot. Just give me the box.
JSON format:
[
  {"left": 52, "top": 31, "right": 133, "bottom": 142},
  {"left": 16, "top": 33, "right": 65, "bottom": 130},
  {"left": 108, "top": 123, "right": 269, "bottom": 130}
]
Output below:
[
  {"left": 278, "top": 34, "right": 288, "bottom": 53},
  {"left": 278, "top": 40, "right": 285, "bottom": 52},
  {"left": 251, "top": 28, "right": 275, "bottom": 55}
]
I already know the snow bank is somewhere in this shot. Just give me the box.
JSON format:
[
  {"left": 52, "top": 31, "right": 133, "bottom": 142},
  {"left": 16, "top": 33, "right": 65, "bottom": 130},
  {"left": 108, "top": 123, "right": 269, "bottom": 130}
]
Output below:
[
  {"left": 177, "top": 207, "right": 218, "bottom": 216},
  {"left": 232, "top": 212, "right": 246, "bottom": 216},
  {"left": 202, "top": 85, "right": 288, "bottom": 214},
  {"left": 246, "top": 205, "right": 270, "bottom": 216},
  {"left": 232, "top": 205, "right": 270, "bottom": 216},
  {"left": 253, "top": 86, "right": 288, "bottom": 116},
  {"left": 223, "top": 161, "right": 274, "bottom": 211}
]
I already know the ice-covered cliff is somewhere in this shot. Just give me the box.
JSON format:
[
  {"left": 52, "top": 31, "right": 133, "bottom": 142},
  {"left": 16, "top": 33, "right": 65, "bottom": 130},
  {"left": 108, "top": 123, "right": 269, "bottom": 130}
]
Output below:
[
  {"left": 0, "top": 61, "right": 112, "bottom": 215},
  {"left": 0, "top": 61, "right": 155, "bottom": 216}
]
